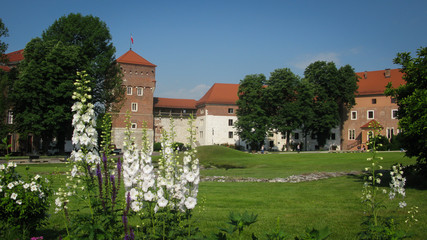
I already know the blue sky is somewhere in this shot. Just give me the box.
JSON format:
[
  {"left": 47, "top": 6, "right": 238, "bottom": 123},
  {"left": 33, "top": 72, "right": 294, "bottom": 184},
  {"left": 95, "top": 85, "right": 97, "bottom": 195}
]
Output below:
[{"left": 1, "top": 0, "right": 426, "bottom": 100}]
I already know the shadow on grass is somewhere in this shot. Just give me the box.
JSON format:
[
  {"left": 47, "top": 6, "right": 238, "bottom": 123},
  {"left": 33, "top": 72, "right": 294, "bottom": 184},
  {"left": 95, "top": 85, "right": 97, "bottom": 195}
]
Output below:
[
  {"left": 350, "top": 167, "right": 427, "bottom": 190},
  {"left": 205, "top": 163, "right": 246, "bottom": 171}
]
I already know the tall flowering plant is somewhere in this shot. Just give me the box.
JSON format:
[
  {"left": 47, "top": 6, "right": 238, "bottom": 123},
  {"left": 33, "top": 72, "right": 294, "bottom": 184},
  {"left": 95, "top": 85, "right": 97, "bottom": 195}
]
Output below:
[
  {"left": 122, "top": 116, "right": 201, "bottom": 239},
  {"left": 180, "top": 115, "right": 200, "bottom": 212},
  {"left": 55, "top": 71, "right": 123, "bottom": 239},
  {"left": 0, "top": 138, "right": 52, "bottom": 238},
  {"left": 359, "top": 121, "right": 410, "bottom": 239}
]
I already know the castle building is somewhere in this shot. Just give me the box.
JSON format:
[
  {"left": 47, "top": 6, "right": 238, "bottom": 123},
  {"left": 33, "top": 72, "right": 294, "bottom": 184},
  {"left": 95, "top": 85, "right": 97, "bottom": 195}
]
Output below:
[
  {"left": 2, "top": 48, "right": 405, "bottom": 153},
  {"left": 342, "top": 69, "right": 404, "bottom": 150},
  {"left": 111, "top": 50, "right": 157, "bottom": 149}
]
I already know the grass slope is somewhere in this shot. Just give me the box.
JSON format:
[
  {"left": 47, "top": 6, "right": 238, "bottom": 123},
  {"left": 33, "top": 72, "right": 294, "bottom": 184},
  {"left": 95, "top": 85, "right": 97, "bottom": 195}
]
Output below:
[
  {"left": 197, "top": 145, "right": 416, "bottom": 179},
  {"left": 10, "top": 146, "right": 426, "bottom": 239}
]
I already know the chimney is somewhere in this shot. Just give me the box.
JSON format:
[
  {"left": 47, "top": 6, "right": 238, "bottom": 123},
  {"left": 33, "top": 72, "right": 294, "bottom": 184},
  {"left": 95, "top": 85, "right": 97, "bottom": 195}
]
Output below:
[
  {"left": 385, "top": 68, "right": 391, "bottom": 78},
  {"left": 364, "top": 71, "right": 368, "bottom": 79}
]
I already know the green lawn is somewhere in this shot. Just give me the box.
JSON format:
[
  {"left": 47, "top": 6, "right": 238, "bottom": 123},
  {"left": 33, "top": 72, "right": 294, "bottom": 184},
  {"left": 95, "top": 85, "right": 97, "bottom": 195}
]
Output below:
[
  {"left": 12, "top": 146, "right": 427, "bottom": 239},
  {"left": 198, "top": 146, "right": 416, "bottom": 178}
]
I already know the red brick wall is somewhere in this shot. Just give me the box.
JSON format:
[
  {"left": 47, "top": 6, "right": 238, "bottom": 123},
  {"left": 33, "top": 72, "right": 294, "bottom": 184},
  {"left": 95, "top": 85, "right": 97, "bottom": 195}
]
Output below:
[
  {"left": 342, "top": 95, "right": 399, "bottom": 150},
  {"left": 111, "top": 63, "right": 156, "bottom": 130}
]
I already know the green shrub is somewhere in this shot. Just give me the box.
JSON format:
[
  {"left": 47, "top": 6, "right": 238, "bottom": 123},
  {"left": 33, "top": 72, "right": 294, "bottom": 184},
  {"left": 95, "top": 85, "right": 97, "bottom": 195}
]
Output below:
[
  {"left": 153, "top": 142, "right": 162, "bottom": 151},
  {"left": 389, "top": 133, "right": 404, "bottom": 151},
  {"left": 0, "top": 162, "right": 52, "bottom": 237},
  {"left": 368, "top": 134, "right": 390, "bottom": 151}
]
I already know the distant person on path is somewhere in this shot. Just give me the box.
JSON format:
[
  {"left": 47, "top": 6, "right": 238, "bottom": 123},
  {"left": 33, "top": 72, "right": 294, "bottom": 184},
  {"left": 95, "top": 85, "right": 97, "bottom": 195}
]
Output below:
[
  {"left": 297, "top": 143, "right": 301, "bottom": 153},
  {"left": 261, "top": 145, "right": 264, "bottom": 154}
]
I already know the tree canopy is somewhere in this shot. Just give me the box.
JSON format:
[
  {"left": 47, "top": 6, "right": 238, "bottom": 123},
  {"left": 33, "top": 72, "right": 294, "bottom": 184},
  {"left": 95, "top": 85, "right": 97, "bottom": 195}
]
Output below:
[
  {"left": 0, "top": 18, "right": 12, "bottom": 139},
  {"left": 12, "top": 13, "right": 124, "bottom": 152},
  {"left": 385, "top": 46, "right": 427, "bottom": 166},
  {"left": 0, "top": 18, "right": 8, "bottom": 63},
  {"left": 264, "top": 68, "right": 301, "bottom": 151},
  {"left": 235, "top": 62, "right": 358, "bottom": 151},
  {"left": 304, "top": 61, "right": 358, "bottom": 147},
  {"left": 235, "top": 74, "right": 269, "bottom": 151},
  {"left": 41, "top": 13, "right": 124, "bottom": 109}
]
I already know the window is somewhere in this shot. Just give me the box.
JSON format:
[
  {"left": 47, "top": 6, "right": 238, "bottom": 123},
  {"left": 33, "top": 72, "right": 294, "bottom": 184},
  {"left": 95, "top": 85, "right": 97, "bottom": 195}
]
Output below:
[
  {"left": 268, "top": 132, "right": 274, "bottom": 137},
  {"left": 200, "top": 131, "right": 204, "bottom": 138},
  {"left": 311, "top": 133, "right": 317, "bottom": 140},
  {"left": 228, "top": 119, "right": 233, "bottom": 126},
  {"left": 351, "top": 111, "right": 357, "bottom": 120},
  {"left": 228, "top": 108, "right": 234, "bottom": 114},
  {"left": 137, "top": 87, "right": 143, "bottom": 96},
  {"left": 367, "top": 110, "right": 374, "bottom": 119},
  {"left": 330, "top": 133, "right": 336, "bottom": 140},
  {"left": 372, "top": 98, "right": 377, "bottom": 104},
  {"left": 391, "top": 97, "right": 397, "bottom": 104},
  {"left": 349, "top": 129, "right": 355, "bottom": 140},
  {"left": 127, "top": 86, "right": 132, "bottom": 95},
  {"left": 392, "top": 109, "right": 398, "bottom": 119},
  {"left": 131, "top": 102, "right": 138, "bottom": 112},
  {"left": 387, "top": 127, "right": 394, "bottom": 139},
  {"left": 7, "top": 111, "right": 13, "bottom": 124},
  {"left": 131, "top": 123, "right": 137, "bottom": 129},
  {"left": 294, "top": 132, "right": 299, "bottom": 140},
  {"left": 281, "top": 134, "right": 285, "bottom": 139},
  {"left": 228, "top": 131, "right": 233, "bottom": 138}
]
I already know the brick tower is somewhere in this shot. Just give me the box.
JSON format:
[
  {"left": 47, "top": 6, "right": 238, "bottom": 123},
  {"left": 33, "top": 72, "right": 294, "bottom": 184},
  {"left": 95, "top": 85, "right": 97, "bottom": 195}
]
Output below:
[{"left": 111, "top": 50, "right": 157, "bottom": 149}]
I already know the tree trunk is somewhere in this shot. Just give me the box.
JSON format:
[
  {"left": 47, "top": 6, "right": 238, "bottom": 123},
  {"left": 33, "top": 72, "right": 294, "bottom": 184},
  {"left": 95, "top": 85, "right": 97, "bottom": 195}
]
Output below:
[{"left": 285, "top": 131, "right": 291, "bottom": 151}]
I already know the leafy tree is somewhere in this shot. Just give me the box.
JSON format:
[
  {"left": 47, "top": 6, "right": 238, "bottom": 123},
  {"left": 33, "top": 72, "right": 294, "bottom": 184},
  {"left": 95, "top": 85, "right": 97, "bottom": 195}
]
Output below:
[
  {"left": 0, "top": 18, "right": 8, "bottom": 63},
  {"left": 297, "top": 78, "right": 316, "bottom": 151},
  {"left": 0, "top": 18, "right": 12, "bottom": 139},
  {"left": 41, "top": 13, "right": 124, "bottom": 110},
  {"left": 235, "top": 74, "right": 269, "bottom": 151},
  {"left": 13, "top": 39, "right": 80, "bottom": 152},
  {"left": 385, "top": 47, "right": 427, "bottom": 166},
  {"left": 304, "top": 61, "right": 358, "bottom": 148},
  {"left": 12, "top": 13, "right": 124, "bottom": 153},
  {"left": 265, "top": 68, "right": 301, "bottom": 151},
  {"left": 0, "top": 68, "right": 18, "bottom": 140}
]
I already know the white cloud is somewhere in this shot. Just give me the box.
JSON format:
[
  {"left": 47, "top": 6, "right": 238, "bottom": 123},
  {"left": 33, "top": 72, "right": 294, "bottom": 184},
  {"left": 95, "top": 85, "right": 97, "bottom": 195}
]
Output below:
[
  {"left": 293, "top": 52, "right": 341, "bottom": 71},
  {"left": 156, "top": 84, "right": 211, "bottom": 100}
]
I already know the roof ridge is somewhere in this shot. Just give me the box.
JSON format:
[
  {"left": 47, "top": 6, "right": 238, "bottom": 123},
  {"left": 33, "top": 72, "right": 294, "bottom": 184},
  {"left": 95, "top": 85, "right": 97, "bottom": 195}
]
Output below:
[{"left": 116, "top": 50, "right": 157, "bottom": 67}]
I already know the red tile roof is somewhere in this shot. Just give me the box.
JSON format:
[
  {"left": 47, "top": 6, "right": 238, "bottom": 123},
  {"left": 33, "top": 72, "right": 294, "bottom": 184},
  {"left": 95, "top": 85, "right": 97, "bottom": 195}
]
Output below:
[
  {"left": 356, "top": 69, "right": 405, "bottom": 95},
  {"left": 6, "top": 49, "right": 24, "bottom": 63},
  {"left": 196, "top": 83, "right": 239, "bottom": 106},
  {"left": 154, "top": 97, "right": 196, "bottom": 109},
  {"left": 0, "top": 65, "right": 11, "bottom": 72},
  {"left": 116, "top": 50, "right": 157, "bottom": 67}
]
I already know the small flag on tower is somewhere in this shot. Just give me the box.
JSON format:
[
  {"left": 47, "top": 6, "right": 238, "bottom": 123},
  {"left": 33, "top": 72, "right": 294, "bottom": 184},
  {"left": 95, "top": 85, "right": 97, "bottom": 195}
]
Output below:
[{"left": 131, "top": 35, "right": 134, "bottom": 44}]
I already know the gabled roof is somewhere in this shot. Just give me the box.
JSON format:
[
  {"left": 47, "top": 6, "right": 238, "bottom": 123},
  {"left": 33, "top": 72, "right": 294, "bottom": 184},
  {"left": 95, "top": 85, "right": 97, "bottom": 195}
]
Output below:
[
  {"left": 196, "top": 83, "right": 239, "bottom": 106},
  {"left": 356, "top": 69, "right": 405, "bottom": 96},
  {"left": 154, "top": 97, "right": 196, "bottom": 109},
  {"left": 360, "top": 119, "right": 383, "bottom": 129},
  {"left": 116, "top": 50, "right": 157, "bottom": 67}
]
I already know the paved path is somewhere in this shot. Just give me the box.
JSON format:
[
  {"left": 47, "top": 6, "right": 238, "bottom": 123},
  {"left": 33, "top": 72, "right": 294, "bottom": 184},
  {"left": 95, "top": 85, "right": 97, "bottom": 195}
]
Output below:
[{"left": 201, "top": 171, "right": 361, "bottom": 183}]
